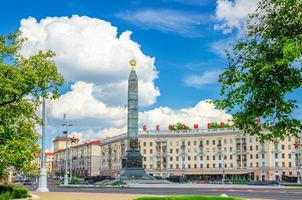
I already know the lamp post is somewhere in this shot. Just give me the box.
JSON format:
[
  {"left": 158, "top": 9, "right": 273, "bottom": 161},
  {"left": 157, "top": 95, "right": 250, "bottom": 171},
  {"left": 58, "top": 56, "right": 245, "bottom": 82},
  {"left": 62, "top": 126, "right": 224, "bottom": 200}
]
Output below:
[
  {"left": 63, "top": 114, "right": 72, "bottom": 186},
  {"left": 37, "top": 98, "right": 49, "bottom": 192}
]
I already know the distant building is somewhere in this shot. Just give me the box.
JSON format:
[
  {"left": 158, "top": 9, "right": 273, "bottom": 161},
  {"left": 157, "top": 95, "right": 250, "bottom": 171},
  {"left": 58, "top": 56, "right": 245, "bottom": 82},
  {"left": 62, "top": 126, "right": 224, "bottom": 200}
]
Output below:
[
  {"left": 45, "top": 152, "right": 54, "bottom": 175},
  {"left": 53, "top": 136, "right": 101, "bottom": 177},
  {"left": 100, "top": 128, "right": 302, "bottom": 182}
]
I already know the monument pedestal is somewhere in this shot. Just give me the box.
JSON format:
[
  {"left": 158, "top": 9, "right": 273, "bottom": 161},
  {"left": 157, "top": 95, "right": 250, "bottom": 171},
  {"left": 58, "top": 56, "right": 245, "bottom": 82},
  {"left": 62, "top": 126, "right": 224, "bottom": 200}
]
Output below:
[{"left": 120, "top": 149, "right": 154, "bottom": 180}]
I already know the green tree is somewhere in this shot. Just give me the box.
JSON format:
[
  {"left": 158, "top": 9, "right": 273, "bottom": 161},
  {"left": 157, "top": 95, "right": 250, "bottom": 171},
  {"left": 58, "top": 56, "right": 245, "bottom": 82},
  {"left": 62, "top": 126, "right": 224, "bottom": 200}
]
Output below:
[
  {"left": 0, "top": 32, "right": 64, "bottom": 178},
  {"left": 215, "top": 0, "right": 302, "bottom": 141}
]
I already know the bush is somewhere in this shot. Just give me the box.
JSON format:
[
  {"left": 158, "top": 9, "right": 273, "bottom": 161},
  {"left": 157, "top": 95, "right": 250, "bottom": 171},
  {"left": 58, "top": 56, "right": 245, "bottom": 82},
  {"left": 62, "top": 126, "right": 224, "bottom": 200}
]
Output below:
[
  {"left": 0, "top": 184, "right": 28, "bottom": 199},
  {"left": 69, "top": 177, "right": 79, "bottom": 184},
  {"left": 0, "top": 192, "right": 12, "bottom": 200}
]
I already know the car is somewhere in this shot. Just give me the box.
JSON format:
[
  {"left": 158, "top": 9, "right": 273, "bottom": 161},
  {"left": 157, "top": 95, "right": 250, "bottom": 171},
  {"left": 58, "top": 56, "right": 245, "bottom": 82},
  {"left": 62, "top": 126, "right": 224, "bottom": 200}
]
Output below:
[{"left": 23, "top": 179, "right": 32, "bottom": 185}]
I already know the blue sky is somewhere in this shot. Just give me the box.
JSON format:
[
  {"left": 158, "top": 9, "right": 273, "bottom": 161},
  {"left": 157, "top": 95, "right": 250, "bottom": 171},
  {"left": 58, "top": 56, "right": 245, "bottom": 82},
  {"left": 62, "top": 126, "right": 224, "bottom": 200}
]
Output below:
[
  {"left": 1, "top": 0, "right": 301, "bottom": 150},
  {"left": 1, "top": 0, "right": 226, "bottom": 108}
]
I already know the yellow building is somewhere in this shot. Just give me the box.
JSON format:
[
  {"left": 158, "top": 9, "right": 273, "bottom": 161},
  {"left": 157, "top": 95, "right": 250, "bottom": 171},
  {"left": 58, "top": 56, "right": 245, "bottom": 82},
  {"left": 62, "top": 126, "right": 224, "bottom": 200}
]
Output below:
[
  {"left": 100, "top": 128, "right": 302, "bottom": 182},
  {"left": 45, "top": 152, "right": 54, "bottom": 175}
]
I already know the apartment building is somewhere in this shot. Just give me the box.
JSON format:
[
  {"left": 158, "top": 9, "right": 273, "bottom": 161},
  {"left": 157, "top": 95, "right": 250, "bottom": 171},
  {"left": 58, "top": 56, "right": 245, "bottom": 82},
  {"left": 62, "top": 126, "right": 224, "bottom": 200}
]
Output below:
[
  {"left": 53, "top": 135, "right": 101, "bottom": 177},
  {"left": 45, "top": 152, "right": 54, "bottom": 175},
  {"left": 100, "top": 128, "right": 302, "bottom": 182}
]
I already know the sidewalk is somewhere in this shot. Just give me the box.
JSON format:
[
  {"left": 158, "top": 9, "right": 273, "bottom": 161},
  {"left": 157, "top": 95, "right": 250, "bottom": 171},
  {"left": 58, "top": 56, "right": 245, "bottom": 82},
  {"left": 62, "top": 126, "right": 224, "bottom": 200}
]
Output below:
[{"left": 32, "top": 192, "right": 148, "bottom": 200}]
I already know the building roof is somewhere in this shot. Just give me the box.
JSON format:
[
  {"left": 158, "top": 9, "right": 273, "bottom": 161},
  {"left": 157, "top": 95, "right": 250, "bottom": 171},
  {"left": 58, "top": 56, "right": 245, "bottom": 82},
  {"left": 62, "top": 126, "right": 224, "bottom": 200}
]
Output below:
[
  {"left": 45, "top": 152, "right": 54, "bottom": 156},
  {"left": 52, "top": 135, "right": 71, "bottom": 142}
]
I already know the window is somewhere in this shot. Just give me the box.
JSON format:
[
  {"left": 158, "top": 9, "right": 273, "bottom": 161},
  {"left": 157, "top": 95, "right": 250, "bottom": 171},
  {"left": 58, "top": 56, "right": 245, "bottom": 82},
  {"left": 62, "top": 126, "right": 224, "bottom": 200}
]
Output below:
[
  {"left": 188, "top": 141, "right": 191, "bottom": 146},
  {"left": 200, "top": 164, "right": 203, "bottom": 168},
  {"left": 176, "top": 149, "right": 179, "bottom": 153},
  {"left": 250, "top": 146, "right": 253, "bottom": 151},
  {"left": 262, "top": 162, "right": 265, "bottom": 166},
  {"left": 230, "top": 163, "right": 233, "bottom": 168},
  {"left": 206, "top": 140, "right": 209, "bottom": 145},
  {"left": 212, "top": 140, "right": 215, "bottom": 145},
  {"left": 288, "top": 145, "right": 292, "bottom": 150},
  {"left": 282, "top": 153, "right": 285, "bottom": 159},
  {"left": 288, "top": 153, "right": 292, "bottom": 159},
  {"left": 289, "top": 162, "right": 292, "bottom": 167},
  {"left": 188, "top": 164, "right": 191, "bottom": 169},
  {"left": 250, "top": 163, "right": 253, "bottom": 167},
  {"left": 144, "top": 157, "right": 146, "bottom": 161},
  {"left": 182, "top": 164, "right": 185, "bottom": 169},
  {"left": 213, "top": 163, "right": 216, "bottom": 168},
  {"left": 282, "top": 162, "right": 285, "bottom": 167},
  {"left": 275, "top": 153, "right": 278, "bottom": 159},
  {"left": 143, "top": 142, "right": 146, "bottom": 147},
  {"left": 213, "top": 155, "right": 215, "bottom": 160},
  {"left": 194, "top": 141, "right": 197, "bottom": 146},
  {"left": 176, "top": 164, "right": 179, "bottom": 169},
  {"left": 230, "top": 155, "right": 233, "bottom": 160},
  {"left": 144, "top": 164, "right": 146, "bottom": 168},
  {"left": 194, "top": 164, "right": 197, "bottom": 168},
  {"left": 250, "top": 154, "right": 253, "bottom": 159},
  {"left": 150, "top": 142, "right": 153, "bottom": 146},
  {"left": 230, "top": 139, "right": 233, "bottom": 144},
  {"left": 150, "top": 164, "right": 153, "bottom": 168},
  {"left": 289, "top": 171, "right": 292, "bottom": 175},
  {"left": 224, "top": 155, "right": 227, "bottom": 160},
  {"left": 188, "top": 156, "right": 191, "bottom": 161},
  {"left": 219, "top": 155, "right": 221, "bottom": 160},
  {"left": 150, "top": 149, "right": 153, "bottom": 154},
  {"left": 275, "top": 162, "right": 278, "bottom": 167},
  {"left": 230, "top": 147, "right": 233, "bottom": 152},
  {"left": 170, "top": 157, "right": 173, "bottom": 161},
  {"left": 262, "top": 154, "right": 265, "bottom": 159},
  {"left": 194, "top": 156, "right": 197, "bottom": 161},
  {"left": 207, "top": 156, "right": 209, "bottom": 160},
  {"left": 176, "top": 156, "right": 179, "bottom": 161},
  {"left": 170, "top": 164, "right": 173, "bottom": 169},
  {"left": 288, "top": 136, "right": 292, "bottom": 142},
  {"left": 143, "top": 149, "right": 146, "bottom": 154},
  {"left": 256, "top": 145, "right": 259, "bottom": 150},
  {"left": 256, "top": 154, "right": 259, "bottom": 159},
  {"left": 170, "top": 149, "right": 173, "bottom": 153},
  {"left": 281, "top": 144, "right": 285, "bottom": 150},
  {"left": 224, "top": 139, "right": 227, "bottom": 144},
  {"left": 200, "top": 156, "right": 203, "bottom": 161},
  {"left": 207, "top": 164, "right": 210, "bottom": 168},
  {"left": 219, "top": 163, "right": 222, "bottom": 168}
]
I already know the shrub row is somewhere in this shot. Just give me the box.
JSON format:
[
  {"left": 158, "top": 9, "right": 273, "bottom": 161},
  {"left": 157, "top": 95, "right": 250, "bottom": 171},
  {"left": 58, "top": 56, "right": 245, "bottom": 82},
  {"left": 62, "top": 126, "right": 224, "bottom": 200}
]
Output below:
[{"left": 0, "top": 184, "right": 28, "bottom": 199}]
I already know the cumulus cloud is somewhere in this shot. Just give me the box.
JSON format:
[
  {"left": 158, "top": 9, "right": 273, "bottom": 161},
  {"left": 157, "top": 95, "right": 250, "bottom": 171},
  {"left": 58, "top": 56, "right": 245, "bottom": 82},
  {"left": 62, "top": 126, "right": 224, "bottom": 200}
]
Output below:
[
  {"left": 49, "top": 81, "right": 127, "bottom": 128},
  {"left": 19, "top": 15, "right": 159, "bottom": 106},
  {"left": 214, "top": 0, "right": 259, "bottom": 34},
  {"left": 117, "top": 9, "right": 209, "bottom": 37},
  {"left": 140, "top": 100, "right": 232, "bottom": 130},
  {"left": 184, "top": 70, "right": 222, "bottom": 88}
]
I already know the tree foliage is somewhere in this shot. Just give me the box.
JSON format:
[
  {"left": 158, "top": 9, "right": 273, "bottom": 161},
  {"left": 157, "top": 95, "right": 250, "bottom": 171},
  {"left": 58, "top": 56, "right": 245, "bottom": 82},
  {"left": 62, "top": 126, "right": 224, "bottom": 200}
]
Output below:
[
  {"left": 215, "top": 0, "right": 302, "bottom": 141},
  {"left": 0, "top": 32, "right": 64, "bottom": 178}
]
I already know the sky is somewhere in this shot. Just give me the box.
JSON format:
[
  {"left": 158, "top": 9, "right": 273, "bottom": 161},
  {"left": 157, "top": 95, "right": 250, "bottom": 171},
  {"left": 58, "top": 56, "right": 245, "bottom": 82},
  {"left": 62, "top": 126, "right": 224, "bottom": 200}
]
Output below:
[{"left": 1, "top": 0, "right": 301, "bottom": 151}]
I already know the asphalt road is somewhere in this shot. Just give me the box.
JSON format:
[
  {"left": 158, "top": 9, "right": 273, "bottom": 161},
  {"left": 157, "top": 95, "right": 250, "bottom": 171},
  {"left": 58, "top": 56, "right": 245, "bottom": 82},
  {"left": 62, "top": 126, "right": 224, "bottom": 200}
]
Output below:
[{"left": 24, "top": 180, "right": 302, "bottom": 200}]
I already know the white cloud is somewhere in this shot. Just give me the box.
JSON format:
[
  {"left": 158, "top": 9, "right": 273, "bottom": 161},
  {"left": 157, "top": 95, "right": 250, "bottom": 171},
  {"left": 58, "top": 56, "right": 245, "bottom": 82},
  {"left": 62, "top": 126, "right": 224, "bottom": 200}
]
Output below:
[
  {"left": 48, "top": 81, "right": 127, "bottom": 128},
  {"left": 117, "top": 9, "right": 208, "bottom": 37},
  {"left": 19, "top": 15, "right": 159, "bottom": 106},
  {"left": 184, "top": 70, "right": 222, "bottom": 88},
  {"left": 214, "top": 0, "right": 259, "bottom": 34},
  {"left": 140, "top": 100, "right": 232, "bottom": 130}
]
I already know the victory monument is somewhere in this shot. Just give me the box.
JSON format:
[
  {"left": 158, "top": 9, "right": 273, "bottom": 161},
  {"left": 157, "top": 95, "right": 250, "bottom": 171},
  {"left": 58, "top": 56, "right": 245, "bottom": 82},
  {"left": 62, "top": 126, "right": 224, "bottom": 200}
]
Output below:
[{"left": 120, "top": 59, "right": 153, "bottom": 180}]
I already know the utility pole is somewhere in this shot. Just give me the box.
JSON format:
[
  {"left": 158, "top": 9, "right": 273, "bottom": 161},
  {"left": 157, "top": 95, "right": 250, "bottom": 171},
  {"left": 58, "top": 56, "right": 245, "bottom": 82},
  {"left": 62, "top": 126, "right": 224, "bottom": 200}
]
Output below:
[
  {"left": 63, "top": 114, "right": 72, "bottom": 186},
  {"left": 37, "top": 98, "right": 49, "bottom": 192}
]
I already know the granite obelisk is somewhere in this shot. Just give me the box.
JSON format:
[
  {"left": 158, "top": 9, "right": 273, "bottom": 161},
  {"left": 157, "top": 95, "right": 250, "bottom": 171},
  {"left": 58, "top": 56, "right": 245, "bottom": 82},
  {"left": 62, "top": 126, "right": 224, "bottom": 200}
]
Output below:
[{"left": 120, "top": 59, "right": 152, "bottom": 180}]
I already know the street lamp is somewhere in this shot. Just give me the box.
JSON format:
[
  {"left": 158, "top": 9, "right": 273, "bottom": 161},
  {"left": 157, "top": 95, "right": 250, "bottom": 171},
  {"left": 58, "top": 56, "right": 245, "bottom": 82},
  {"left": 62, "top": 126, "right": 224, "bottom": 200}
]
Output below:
[
  {"left": 63, "top": 114, "right": 72, "bottom": 186},
  {"left": 37, "top": 98, "right": 49, "bottom": 192}
]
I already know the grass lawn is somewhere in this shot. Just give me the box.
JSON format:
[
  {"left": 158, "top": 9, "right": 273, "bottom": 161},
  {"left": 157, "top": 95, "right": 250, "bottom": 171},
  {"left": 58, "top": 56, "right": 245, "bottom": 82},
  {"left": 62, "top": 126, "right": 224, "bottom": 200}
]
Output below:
[{"left": 134, "top": 195, "right": 244, "bottom": 200}]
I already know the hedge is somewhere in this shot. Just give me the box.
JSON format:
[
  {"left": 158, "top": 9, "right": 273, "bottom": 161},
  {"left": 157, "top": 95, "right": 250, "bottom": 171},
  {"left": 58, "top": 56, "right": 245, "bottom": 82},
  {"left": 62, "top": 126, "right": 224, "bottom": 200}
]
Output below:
[{"left": 0, "top": 184, "right": 28, "bottom": 199}]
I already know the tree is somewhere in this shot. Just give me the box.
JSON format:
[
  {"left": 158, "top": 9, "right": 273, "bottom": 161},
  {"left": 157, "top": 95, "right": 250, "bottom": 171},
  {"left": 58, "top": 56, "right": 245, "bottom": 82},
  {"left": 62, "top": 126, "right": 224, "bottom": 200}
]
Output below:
[
  {"left": 215, "top": 0, "right": 302, "bottom": 141},
  {"left": 0, "top": 32, "right": 64, "bottom": 178}
]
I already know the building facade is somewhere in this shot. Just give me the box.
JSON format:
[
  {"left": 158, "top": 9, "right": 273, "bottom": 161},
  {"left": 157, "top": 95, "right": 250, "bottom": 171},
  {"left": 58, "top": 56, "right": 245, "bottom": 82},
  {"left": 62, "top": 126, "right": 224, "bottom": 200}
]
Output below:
[
  {"left": 53, "top": 136, "right": 101, "bottom": 177},
  {"left": 100, "top": 128, "right": 302, "bottom": 182},
  {"left": 45, "top": 152, "right": 54, "bottom": 175}
]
